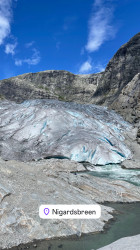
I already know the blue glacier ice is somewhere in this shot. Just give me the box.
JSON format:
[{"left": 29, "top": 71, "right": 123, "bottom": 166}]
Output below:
[{"left": 0, "top": 99, "right": 132, "bottom": 164}]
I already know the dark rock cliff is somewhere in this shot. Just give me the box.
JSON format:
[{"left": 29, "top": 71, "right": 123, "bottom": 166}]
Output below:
[
  {"left": 92, "top": 32, "right": 140, "bottom": 106},
  {"left": 0, "top": 33, "right": 139, "bottom": 128},
  {"left": 109, "top": 73, "right": 140, "bottom": 123},
  {"left": 0, "top": 70, "right": 102, "bottom": 103},
  {"left": 91, "top": 33, "right": 140, "bottom": 136}
]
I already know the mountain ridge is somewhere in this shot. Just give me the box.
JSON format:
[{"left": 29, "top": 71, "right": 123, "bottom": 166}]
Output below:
[{"left": 0, "top": 33, "right": 139, "bottom": 128}]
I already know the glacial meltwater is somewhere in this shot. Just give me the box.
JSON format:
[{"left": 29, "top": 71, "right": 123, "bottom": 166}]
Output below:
[
  {"left": 9, "top": 203, "right": 140, "bottom": 250},
  {"left": 9, "top": 164, "right": 140, "bottom": 250},
  {"left": 85, "top": 164, "right": 140, "bottom": 186}
]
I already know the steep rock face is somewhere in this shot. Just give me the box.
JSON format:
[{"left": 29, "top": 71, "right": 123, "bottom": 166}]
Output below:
[
  {"left": 0, "top": 99, "right": 131, "bottom": 164},
  {"left": 0, "top": 33, "right": 139, "bottom": 127},
  {"left": 0, "top": 70, "right": 102, "bottom": 103},
  {"left": 92, "top": 33, "right": 140, "bottom": 106},
  {"left": 91, "top": 33, "right": 140, "bottom": 141},
  {"left": 109, "top": 73, "right": 140, "bottom": 124}
]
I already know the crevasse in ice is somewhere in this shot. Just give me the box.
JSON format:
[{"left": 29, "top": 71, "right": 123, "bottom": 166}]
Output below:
[{"left": 0, "top": 99, "right": 132, "bottom": 164}]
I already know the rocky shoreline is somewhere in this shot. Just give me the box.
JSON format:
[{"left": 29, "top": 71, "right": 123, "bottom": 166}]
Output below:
[
  {"left": 0, "top": 153, "right": 140, "bottom": 249},
  {"left": 3, "top": 212, "right": 118, "bottom": 250},
  {"left": 98, "top": 234, "right": 140, "bottom": 250},
  {"left": 0, "top": 99, "right": 139, "bottom": 249},
  {"left": 5, "top": 202, "right": 140, "bottom": 250},
  {"left": 0, "top": 32, "right": 140, "bottom": 249}
]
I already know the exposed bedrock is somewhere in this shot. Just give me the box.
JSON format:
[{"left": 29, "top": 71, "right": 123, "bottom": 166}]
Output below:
[
  {"left": 0, "top": 33, "right": 139, "bottom": 128},
  {"left": 93, "top": 33, "right": 140, "bottom": 107},
  {"left": 0, "top": 34, "right": 139, "bottom": 149},
  {"left": 108, "top": 73, "right": 140, "bottom": 124},
  {"left": 0, "top": 70, "right": 102, "bottom": 103},
  {"left": 1, "top": 158, "right": 140, "bottom": 249},
  {"left": 92, "top": 33, "right": 140, "bottom": 137},
  {"left": 98, "top": 234, "right": 140, "bottom": 250},
  {"left": 0, "top": 99, "right": 131, "bottom": 164}
]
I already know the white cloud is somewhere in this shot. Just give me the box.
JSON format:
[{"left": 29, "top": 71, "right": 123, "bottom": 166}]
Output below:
[
  {"left": 94, "top": 63, "right": 105, "bottom": 72},
  {"left": 25, "top": 41, "right": 35, "bottom": 48},
  {"left": 15, "top": 59, "right": 22, "bottom": 66},
  {"left": 15, "top": 48, "right": 41, "bottom": 66},
  {"left": 79, "top": 59, "right": 106, "bottom": 74},
  {"left": 94, "top": 0, "right": 103, "bottom": 7},
  {"left": 5, "top": 42, "right": 17, "bottom": 55},
  {"left": 0, "top": 0, "right": 12, "bottom": 45},
  {"left": 0, "top": 1, "right": 41, "bottom": 68},
  {"left": 85, "top": 0, "right": 115, "bottom": 52},
  {"left": 79, "top": 60, "right": 92, "bottom": 73}
]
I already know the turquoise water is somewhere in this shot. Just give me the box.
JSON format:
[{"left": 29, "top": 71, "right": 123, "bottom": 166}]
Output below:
[
  {"left": 8, "top": 164, "right": 140, "bottom": 250},
  {"left": 85, "top": 164, "right": 140, "bottom": 186},
  {"left": 10, "top": 203, "right": 140, "bottom": 250}
]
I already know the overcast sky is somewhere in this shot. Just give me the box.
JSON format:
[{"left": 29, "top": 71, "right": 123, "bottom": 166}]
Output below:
[{"left": 0, "top": 0, "right": 140, "bottom": 79}]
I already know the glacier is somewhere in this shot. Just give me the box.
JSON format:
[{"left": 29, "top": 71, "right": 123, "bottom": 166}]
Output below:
[{"left": 0, "top": 99, "right": 132, "bottom": 164}]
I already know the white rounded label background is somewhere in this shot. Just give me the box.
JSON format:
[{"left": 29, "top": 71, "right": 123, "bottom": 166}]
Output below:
[{"left": 39, "top": 205, "right": 101, "bottom": 219}]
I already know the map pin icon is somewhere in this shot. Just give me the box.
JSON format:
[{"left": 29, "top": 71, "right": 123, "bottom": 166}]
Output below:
[{"left": 44, "top": 208, "right": 50, "bottom": 215}]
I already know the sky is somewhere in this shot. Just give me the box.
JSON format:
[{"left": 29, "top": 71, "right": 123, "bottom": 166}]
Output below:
[{"left": 0, "top": 0, "right": 140, "bottom": 80}]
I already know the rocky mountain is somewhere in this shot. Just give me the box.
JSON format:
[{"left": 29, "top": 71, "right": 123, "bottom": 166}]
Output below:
[
  {"left": 0, "top": 33, "right": 140, "bottom": 250},
  {"left": 0, "top": 33, "right": 139, "bottom": 127},
  {"left": 93, "top": 32, "right": 140, "bottom": 127},
  {"left": 0, "top": 70, "right": 102, "bottom": 103},
  {"left": 0, "top": 34, "right": 139, "bottom": 154},
  {"left": 109, "top": 73, "right": 140, "bottom": 124},
  {"left": 93, "top": 32, "right": 140, "bottom": 106}
]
